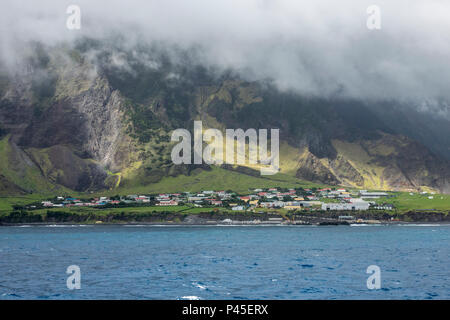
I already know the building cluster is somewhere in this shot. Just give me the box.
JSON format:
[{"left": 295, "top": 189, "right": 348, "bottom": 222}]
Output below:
[
  {"left": 41, "top": 196, "right": 122, "bottom": 208},
  {"left": 36, "top": 188, "right": 395, "bottom": 212}
]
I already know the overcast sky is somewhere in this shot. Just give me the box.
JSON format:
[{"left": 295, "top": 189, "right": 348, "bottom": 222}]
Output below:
[{"left": 1, "top": 0, "right": 450, "bottom": 105}]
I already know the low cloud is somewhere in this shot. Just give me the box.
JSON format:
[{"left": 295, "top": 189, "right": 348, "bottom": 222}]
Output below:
[{"left": 1, "top": 0, "right": 450, "bottom": 105}]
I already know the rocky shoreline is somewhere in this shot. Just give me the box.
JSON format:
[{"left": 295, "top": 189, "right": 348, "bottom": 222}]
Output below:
[
  {"left": 1, "top": 221, "right": 448, "bottom": 227},
  {"left": 1, "top": 213, "right": 449, "bottom": 227},
  {"left": 0, "top": 208, "right": 449, "bottom": 226}
]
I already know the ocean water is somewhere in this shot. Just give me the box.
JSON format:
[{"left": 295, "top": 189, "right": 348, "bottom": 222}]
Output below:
[{"left": 0, "top": 224, "right": 449, "bottom": 300}]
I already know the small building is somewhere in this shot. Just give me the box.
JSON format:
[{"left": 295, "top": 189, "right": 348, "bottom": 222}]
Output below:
[
  {"left": 188, "top": 196, "right": 205, "bottom": 202},
  {"left": 322, "top": 201, "right": 369, "bottom": 211},
  {"left": 360, "top": 191, "right": 388, "bottom": 199},
  {"left": 373, "top": 204, "right": 394, "bottom": 210},
  {"left": 157, "top": 200, "right": 178, "bottom": 206},
  {"left": 136, "top": 196, "right": 150, "bottom": 203},
  {"left": 260, "top": 201, "right": 285, "bottom": 208}
]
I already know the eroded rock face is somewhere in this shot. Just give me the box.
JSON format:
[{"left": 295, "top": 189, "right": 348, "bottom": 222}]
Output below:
[
  {"left": 296, "top": 150, "right": 340, "bottom": 185},
  {"left": 26, "top": 75, "right": 122, "bottom": 162},
  {"left": 66, "top": 78, "right": 125, "bottom": 169},
  {"left": 295, "top": 134, "right": 450, "bottom": 194},
  {"left": 0, "top": 51, "right": 128, "bottom": 191}
]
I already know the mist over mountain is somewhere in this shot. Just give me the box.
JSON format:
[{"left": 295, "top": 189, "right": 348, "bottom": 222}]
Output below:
[
  {"left": 2, "top": 0, "right": 450, "bottom": 104},
  {"left": 0, "top": 1, "right": 449, "bottom": 194}
]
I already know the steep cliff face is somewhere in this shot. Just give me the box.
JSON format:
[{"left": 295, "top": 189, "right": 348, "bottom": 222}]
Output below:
[
  {"left": 0, "top": 49, "right": 131, "bottom": 192},
  {"left": 0, "top": 44, "right": 449, "bottom": 194},
  {"left": 16, "top": 57, "right": 126, "bottom": 169}
]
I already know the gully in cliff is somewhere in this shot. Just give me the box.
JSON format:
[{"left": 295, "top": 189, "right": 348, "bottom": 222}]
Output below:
[{"left": 170, "top": 121, "right": 280, "bottom": 175}]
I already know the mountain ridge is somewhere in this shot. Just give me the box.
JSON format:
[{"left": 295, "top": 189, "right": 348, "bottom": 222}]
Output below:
[{"left": 0, "top": 42, "right": 449, "bottom": 195}]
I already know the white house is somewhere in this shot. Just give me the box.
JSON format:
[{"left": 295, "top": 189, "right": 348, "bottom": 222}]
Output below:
[
  {"left": 359, "top": 191, "right": 388, "bottom": 199},
  {"left": 322, "top": 201, "right": 369, "bottom": 211}
]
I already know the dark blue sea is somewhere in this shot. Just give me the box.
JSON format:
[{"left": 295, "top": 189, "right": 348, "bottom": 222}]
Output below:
[{"left": 0, "top": 224, "right": 449, "bottom": 299}]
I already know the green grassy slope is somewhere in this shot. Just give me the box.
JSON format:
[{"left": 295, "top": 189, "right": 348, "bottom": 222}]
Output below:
[
  {"left": 111, "top": 166, "right": 321, "bottom": 195},
  {"left": 0, "top": 165, "right": 319, "bottom": 212},
  {"left": 375, "top": 192, "right": 450, "bottom": 212},
  {"left": 0, "top": 135, "right": 64, "bottom": 195}
]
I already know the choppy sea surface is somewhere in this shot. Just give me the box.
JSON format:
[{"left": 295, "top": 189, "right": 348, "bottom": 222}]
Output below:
[{"left": 0, "top": 224, "right": 449, "bottom": 300}]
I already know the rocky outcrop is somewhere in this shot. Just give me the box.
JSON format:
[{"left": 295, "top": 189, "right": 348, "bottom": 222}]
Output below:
[
  {"left": 294, "top": 134, "right": 450, "bottom": 193},
  {"left": 0, "top": 50, "right": 128, "bottom": 192},
  {"left": 296, "top": 150, "right": 340, "bottom": 185}
]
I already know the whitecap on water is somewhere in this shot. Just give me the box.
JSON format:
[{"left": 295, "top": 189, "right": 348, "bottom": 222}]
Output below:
[
  {"left": 180, "top": 296, "right": 201, "bottom": 300},
  {"left": 192, "top": 282, "right": 207, "bottom": 290}
]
